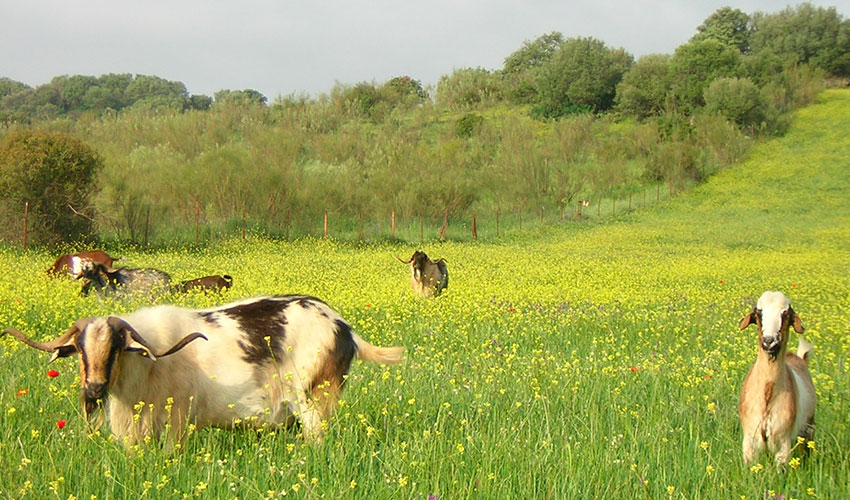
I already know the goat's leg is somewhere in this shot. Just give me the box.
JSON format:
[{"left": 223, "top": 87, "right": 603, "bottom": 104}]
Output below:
[
  {"left": 288, "top": 389, "right": 323, "bottom": 442},
  {"left": 774, "top": 438, "right": 792, "bottom": 468},
  {"left": 742, "top": 433, "right": 761, "bottom": 464}
]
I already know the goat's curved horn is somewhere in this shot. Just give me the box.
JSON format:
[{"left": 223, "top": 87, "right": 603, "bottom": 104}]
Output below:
[
  {"left": 2, "top": 318, "right": 91, "bottom": 352},
  {"left": 107, "top": 316, "right": 207, "bottom": 360},
  {"left": 395, "top": 255, "right": 412, "bottom": 264}
]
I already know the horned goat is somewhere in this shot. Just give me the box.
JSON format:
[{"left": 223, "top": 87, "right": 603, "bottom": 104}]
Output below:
[
  {"left": 396, "top": 250, "right": 448, "bottom": 297},
  {"left": 2, "top": 295, "right": 404, "bottom": 445},
  {"left": 738, "top": 291, "right": 816, "bottom": 467}
]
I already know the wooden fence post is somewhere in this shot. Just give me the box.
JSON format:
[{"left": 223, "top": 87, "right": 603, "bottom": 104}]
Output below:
[
  {"left": 439, "top": 209, "right": 448, "bottom": 241},
  {"left": 540, "top": 206, "right": 544, "bottom": 225},
  {"left": 391, "top": 210, "right": 396, "bottom": 239},
  {"left": 286, "top": 208, "right": 291, "bottom": 241},
  {"left": 472, "top": 214, "right": 477, "bottom": 241},
  {"left": 144, "top": 206, "right": 151, "bottom": 247},
  {"left": 22, "top": 201, "right": 28, "bottom": 250},
  {"left": 577, "top": 201, "right": 582, "bottom": 221},
  {"left": 323, "top": 212, "right": 328, "bottom": 239},
  {"left": 419, "top": 213, "right": 424, "bottom": 242}
]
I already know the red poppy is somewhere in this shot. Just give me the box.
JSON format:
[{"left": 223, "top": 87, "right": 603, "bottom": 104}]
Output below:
[
  {"left": 630, "top": 366, "right": 641, "bottom": 372},
  {"left": 365, "top": 303, "right": 371, "bottom": 308},
  {"left": 47, "top": 369, "right": 59, "bottom": 378},
  {"left": 508, "top": 307, "right": 516, "bottom": 313},
  {"left": 56, "top": 420, "right": 66, "bottom": 429},
  {"left": 16, "top": 388, "right": 28, "bottom": 397}
]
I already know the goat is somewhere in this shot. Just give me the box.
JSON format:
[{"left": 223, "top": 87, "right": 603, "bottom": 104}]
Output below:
[
  {"left": 395, "top": 250, "right": 448, "bottom": 297},
  {"left": 46, "top": 250, "right": 122, "bottom": 278},
  {"left": 172, "top": 275, "right": 233, "bottom": 294},
  {"left": 79, "top": 262, "right": 171, "bottom": 297},
  {"left": 738, "top": 291, "right": 816, "bottom": 467},
  {"left": 2, "top": 295, "right": 404, "bottom": 444}
]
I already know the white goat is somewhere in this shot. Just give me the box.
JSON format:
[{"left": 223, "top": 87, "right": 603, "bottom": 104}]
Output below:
[
  {"left": 3, "top": 295, "right": 404, "bottom": 444},
  {"left": 738, "top": 291, "right": 816, "bottom": 467}
]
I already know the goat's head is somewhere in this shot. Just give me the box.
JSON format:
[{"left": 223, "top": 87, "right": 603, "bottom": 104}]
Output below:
[
  {"left": 396, "top": 250, "right": 443, "bottom": 282},
  {"left": 739, "top": 291, "right": 804, "bottom": 360},
  {"left": 77, "top": 262, "right": 113, "bottom": 296},
  {"left": 3, "top": 319, "right": 206, "bottom": 421}
]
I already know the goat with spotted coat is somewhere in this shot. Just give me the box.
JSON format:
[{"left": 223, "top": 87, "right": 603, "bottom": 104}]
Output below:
[{"left": 3, "top": 295, "right": 404, "bottom": 444}]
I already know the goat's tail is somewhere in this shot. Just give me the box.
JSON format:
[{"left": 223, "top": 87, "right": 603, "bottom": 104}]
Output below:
[
  {"left": 797, "top": 337, "right": 814, "bottom": 364},
  {"left": 352, "top": 332, "right": 405, "bottom": 365}
]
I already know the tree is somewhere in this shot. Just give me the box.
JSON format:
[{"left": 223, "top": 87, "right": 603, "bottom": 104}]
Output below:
[
  {"left": 669, "top": 39, "right": 743, "bottom": 112},
  {"left": 503, "top": 31, "right": 564, "bottom": 75},
  {"left": 214, "top": 89, "right": 268, "bottom": 106},
  {"left": 614, "top": 54, "right": 672, "bottom": 120},
  {"left": 0, "top": 77, "right": 30, "bottom": 99},
  {"left": 691, "top": 7, "right": 751, "bottom": 53},
  {"left": 0, "top": 130, "right": 103, "bottom": 244},
  {"left": 750, "top": 4, "right": 850, "bottom": 76},
  {"left": 703, "top": 77, "right": 766, "bottom": 130},
  {"left": 535, "top": 37, "right": 633, "bottom": 117}
]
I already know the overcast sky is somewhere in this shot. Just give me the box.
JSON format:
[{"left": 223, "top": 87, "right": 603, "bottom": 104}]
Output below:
[{"left": 2, "top": 1, "right": 849, "bottom": 101}]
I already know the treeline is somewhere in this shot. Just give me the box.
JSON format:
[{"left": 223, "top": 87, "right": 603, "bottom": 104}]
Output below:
[
  {"left": 0, "top": 73, "right": 271, "bottom": 122},
  {"left": 0, "top": 3, "right": 847, "bottom": 245}
]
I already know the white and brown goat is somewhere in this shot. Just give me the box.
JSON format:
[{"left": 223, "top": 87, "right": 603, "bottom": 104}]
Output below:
[
  {"left": 3, "top": 295, "right": 404, "bottom": 444},
  {"left": 396, "top": 250, "right": 448, "bottom": 297},
  {"left": 47, "top": 250, "right": 122, "bottom": 278},
  {"left": 738, "top": 291, "right": 816, "bottom": 467}
]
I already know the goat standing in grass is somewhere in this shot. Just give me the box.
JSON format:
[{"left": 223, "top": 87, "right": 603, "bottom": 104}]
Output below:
[
  {"left": 738, "top": 291, "right": 816, "bottom": 467},
  {"left": 396, "top": 250, "right": 448, "bottom": 297},
  {"left": 3, "top": 295, "right": 404, "bottom": 445}
]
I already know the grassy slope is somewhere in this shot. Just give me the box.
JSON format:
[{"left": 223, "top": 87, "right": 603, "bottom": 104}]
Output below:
[{"left": 0, "top": 90, "right": 848, "bottom": 499}]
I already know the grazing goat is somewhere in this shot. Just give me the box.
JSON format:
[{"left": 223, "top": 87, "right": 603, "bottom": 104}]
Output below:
[
  {"left": 738, "top": 291, "right": 816, "bottom": 467},
  {"left": 79, "top": 262, "right": 171, "bottom": 297},
  {"left": 173, "top": 275, "right": 233, "bottom": 294},
  {"left": 2, "top": 295, "right": 404, "bottom": 444},
  {"left": 46, "top": 250, "right": 122, "bottom": 278},
  {"left": 396, "top": 250, "right": 448, "bottom": 297}
]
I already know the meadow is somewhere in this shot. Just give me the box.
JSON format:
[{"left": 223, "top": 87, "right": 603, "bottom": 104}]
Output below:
[{"left": 1, "top": 90, "right": 849, "bottom": 499}]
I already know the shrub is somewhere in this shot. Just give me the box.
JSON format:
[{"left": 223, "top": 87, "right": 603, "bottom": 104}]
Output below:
[
  {"left": 703, "top": 77, "right": 766, "bottom": 131},
  {"left": 0, "top": 130, "right": 103, "bottom": 244}
]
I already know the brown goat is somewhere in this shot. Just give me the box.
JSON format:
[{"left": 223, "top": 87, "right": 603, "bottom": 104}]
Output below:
[
  {"left": 738, "top": 291, "right": 816, "bottom": 467},
  {"left": 47, "top": 250, "right": 122, "bottom": 278},
  {"left": 173, "top": 275, "right": 233, "bottom": 294},
  {"left": 396, "top": 250, "right": 448, "bottom": 297}
]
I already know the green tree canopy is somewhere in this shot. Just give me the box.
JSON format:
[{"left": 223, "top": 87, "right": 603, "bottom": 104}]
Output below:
[
  {"left": 535, "top": 37, "right": 633, "bottom": 117},
  {"left": 691, "top": 7, "right": 751, "bottom": 53},
  {"left": 669, "top": 39, "right": 743, "bottom": 113},
  {"left": 0, "top": 130, "right": 103, "bottom": 244},
  {"left": 615, "top": 54, "right": 672, "bottom": 120},
  {"left": 750, "top": 3, "right": 850, "bottom": 76}
]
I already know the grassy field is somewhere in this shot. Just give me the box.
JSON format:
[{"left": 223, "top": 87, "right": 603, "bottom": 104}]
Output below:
[{"left": 1, "top": 89, "right": 849, "bottom": 499}]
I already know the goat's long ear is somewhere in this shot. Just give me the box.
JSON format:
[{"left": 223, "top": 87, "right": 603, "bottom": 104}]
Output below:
[
  {"left": 790, "top": 307, "right": 804, "bottom": 333},
  {"left": 395, "top": 255, "right": 412, "bottom": 264},
  {"left": 738, "top": 310, "right": 757, "bottom": 330}
]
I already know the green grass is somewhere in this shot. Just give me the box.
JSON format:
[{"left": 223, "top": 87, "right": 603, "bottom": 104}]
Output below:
[{"left": 1, "top": 89, "right": 849, "bottom": 499}]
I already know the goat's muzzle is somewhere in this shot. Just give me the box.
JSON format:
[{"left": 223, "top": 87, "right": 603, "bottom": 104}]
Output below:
[
  {"left": 761, "top": 336, "right": 781, "bottom": 360},
  {"left": 84, "top": 382, "right": 107, "bottom": 402}
]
